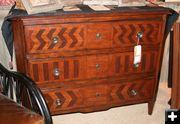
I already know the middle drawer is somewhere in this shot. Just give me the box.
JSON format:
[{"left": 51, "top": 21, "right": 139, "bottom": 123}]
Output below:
[
  {"left": 42, "top": 78, "right": 154, "bottom": 115},
  {"left": 27, "top": 50, "right": 158, "bottom": 84}
]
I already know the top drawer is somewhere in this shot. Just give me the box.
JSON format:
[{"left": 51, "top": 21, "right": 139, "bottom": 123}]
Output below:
[
  {"left": 24, "top": 24, "right": 86, "bottom": 54},
  {"left": 24, "top": 20, "right": 162, "bottom": 54}
]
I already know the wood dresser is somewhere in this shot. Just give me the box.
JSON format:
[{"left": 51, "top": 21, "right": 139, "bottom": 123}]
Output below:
[{"left": 11, "top": 6, "right": 171, "bottom": 115}]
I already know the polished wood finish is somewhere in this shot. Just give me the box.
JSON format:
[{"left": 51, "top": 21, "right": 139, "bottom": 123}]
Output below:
[
  {"left": 171, "top": 22, "right": 180, "bottom": 109},
  {"left": 11, "top": 7, "right": 170, "bottom": 115}
]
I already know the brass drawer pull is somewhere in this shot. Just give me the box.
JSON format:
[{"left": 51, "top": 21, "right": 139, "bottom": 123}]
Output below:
[
  {"left": 95, "top": 63, "right": 101, "bottom": 70},
  {"left": 53, "top": 68, "right": 60, "bottom": 76},
  {"left": 96, "top": 33, "right": 102, "bottom": 39},
  {"left": 52, "top": 37, "right": 59, "bottom": 44},
  {"left": 130, "top": 89, "right": 138, "bottom": 96},
  {"left": 56, "top": 99, "right": 62, "bottom": 106}
]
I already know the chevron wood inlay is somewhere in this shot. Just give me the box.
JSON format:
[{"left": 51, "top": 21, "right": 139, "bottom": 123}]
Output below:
[
  {"left": 116, "top": 85, "right": 126, "bottom": 100},
  {"left": 67, "top": 91, "right": 78, "bottom": 107},
  {"left": 109, "top": 79, "right": 154, "bottom": 104},
  {"left": 47, "top": 28, "right": 57, "bottom": 49},
  {"left": 43, "top": 79, "right": 153, "bottom": 113},
  {"left": 113, "top": 22, "right": 160, "bottom": 47},
  {"left": 36, "top": 29, "right": 46, "bottom": 50},
  {"left": 25, "top": 24, "right": 85, "bottom": 53},
  {"left": 69, "top": 27, "right": 78, "bottom": 48},
  {"left": 44, "top": 94, "right": 54, "bottom": 110},
  {"left": 55, "top": 92, "right": 65, "bottom": 109},
  {"left": 58, "top": 27, "right": 67, "bottom": 48},
  {"left": 43, "top": 88, "right": 84, "bottom": 112}
]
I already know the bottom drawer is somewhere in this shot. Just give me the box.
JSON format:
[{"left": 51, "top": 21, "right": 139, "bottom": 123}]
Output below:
[{"left": 43, "top": 78, "right": 155, "bottom": 115}]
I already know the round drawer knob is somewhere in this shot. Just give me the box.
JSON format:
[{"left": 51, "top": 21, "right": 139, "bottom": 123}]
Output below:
[
  {"left": 96, "top": 33, "right": 102, "bottom": 39},
  {"left": 96, "top": 92, "right": 101, "bottom": 98},
  {"left": 52, "top": 37, "right": 59, "bottom": 44},
  {"left": 56, "top": 99, "right": 62, "bottom": 106},
  {"left": 137, "top": 32, "right": 143, "bottom": 39},
  {"left": 95, "top": 63, "right": 101, "bottom": 70},
  {"left": 53, "top": 68, "right": 60, "bottom": 76},
  {"left": 130, "top": 89, "right": 138, "bottom": 96},
  {"left": 134, "top": 63, "right": 139, "bottom": 68}
]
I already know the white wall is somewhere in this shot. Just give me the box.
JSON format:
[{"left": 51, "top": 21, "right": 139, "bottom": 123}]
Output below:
[
  {"left": 160, "top": 33, "right": 170, "bottom": 83},
  {"left": 0, "top": 7, "right": 16, "bottom": 70}
]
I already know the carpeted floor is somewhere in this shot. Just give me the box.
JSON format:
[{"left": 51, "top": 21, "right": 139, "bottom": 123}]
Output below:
[{"left": 53, "top": 83, "right": 171, "bottom": 124}]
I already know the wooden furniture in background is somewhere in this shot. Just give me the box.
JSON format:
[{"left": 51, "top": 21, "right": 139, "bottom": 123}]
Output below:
[
  {"left": 11, "top": 6, "right": 171, "bottom": 115},
  {"left": 0, "top": 63, "right": 52, "bottom": 124},
  {"left": 0, "top": 94, "right": 44, "bottom": 124},
  {"left": 171, "top": 22, "right": 180, "bottom": 109}
]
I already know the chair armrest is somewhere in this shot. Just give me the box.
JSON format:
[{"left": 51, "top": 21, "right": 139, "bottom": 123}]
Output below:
[
  {"left": 0, "top": 93, "right": 44, "bottom": 124},
  {"left": 0, "top": 63, "right": 52, "bottom": 124}
]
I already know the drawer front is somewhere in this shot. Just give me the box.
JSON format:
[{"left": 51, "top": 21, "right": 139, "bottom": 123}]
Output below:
[
  {"left": 24, "top": 24, "right": 86, "bottom": 54},
  {"left": 109, "top": 79, "right": 154, "bottom": 105},
  {"left": 43, "top": 84, "right": 108, "bottom": 114},
  {"left": 111, "top": 51, "right": 158, "bottom": 75},
  {"left": 43, "top": 87, "right": 84, "bottom": 113},
  {"left": 113, "top": 21, "right": 161, "bottom": 47},
  {"left": 43, "top": 78, "right": 154, "bottom": 114},
  {"left": 86, "top": 54, "right": 112, "bottom": 78},
  {"left": 86, "top": 23, "right": 112, "bottom": 49},
  {"left": 27, "top": 57, "right": 86, "bottom": 84},
  {"left": 27, "top": 50, "right": 158, "bottom": 84}
]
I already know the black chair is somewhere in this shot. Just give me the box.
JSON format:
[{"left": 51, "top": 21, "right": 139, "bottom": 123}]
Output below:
[{"left": 0, "top": 63, "right": 52, "bottom": 124}]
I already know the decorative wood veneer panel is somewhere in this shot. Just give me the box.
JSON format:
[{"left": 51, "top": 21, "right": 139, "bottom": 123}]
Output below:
[
  {"left": 109, "top": 78, "right": 154, "bottom": 105},
  {"left": 27, "top": 57, "right": 86, "bottom": 83},
  {"left": 112, "top": 51, "right": 159, "bottom": 75},
  {"left": 43, "top": 78, "right": 154, "bottom": 114},
  {"left": 24, "top": 24, "right": 86, "bottom": 54},
  {"left": 113, "top": 22, "right": 161, "bottom": 47}
]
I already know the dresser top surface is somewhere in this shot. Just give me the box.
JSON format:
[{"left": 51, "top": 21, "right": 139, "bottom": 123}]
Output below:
[{"left": 10, "top": 5, "right": 173, "bottom": 20}]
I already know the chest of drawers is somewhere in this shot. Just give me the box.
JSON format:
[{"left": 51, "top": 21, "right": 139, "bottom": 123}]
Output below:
[{"left": 11, "top": 6, "right": 171, "bottom": 115}]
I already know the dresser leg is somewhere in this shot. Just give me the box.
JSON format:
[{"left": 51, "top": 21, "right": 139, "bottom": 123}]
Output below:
[{"left": 148, "top": 100, "right": 155, "bottom": 115}]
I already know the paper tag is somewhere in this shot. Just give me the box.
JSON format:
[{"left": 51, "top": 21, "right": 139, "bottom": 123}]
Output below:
[{"left": 134, "top": 45, "right": 142, "bottom": 65}]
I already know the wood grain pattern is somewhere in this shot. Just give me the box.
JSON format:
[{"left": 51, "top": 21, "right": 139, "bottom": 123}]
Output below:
[
  {"left": 11, "top": 7, "right": 170, "bottom": 115},
  {"left": 113, "top": 22, "right": 160, "bottom": 47},
  {"left": 171, "top": 22, "right": 180, "bottom": 109},
  {"left": 43, "top": 78, "right": 154, "bottom": 114},
  {"left": 24, "top": 24, "right": 85, "bottom": 54}
]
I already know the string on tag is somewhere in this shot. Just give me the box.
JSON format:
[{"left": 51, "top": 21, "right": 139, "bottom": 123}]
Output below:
[
  {"left": 137, "top": 37, "right": 140, "bottom": 45},
  {"left": 136, "top": 32, "right": 143, "bottom": 45}
]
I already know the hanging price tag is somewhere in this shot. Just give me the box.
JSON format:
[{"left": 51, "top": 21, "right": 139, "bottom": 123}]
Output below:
[{"left": 134, "top": 45, "right": 142, "bottom": 65}]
